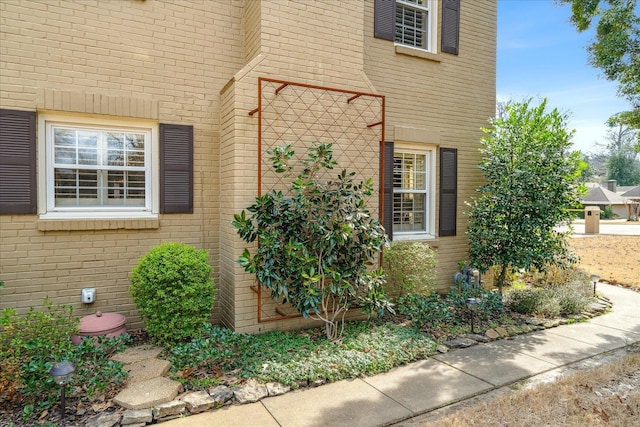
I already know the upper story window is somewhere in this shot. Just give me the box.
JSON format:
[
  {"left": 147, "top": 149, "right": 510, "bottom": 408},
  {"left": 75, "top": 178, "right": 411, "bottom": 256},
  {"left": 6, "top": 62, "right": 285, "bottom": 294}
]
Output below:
[
  {"left": 374, "top": 0, "right": 460, "bottom": 56},
  {"left": 39, "top": 114, "right": 159, "bottom": 219},
  {"left": 395, "top": 0, "right": 432, "bottom": 50}
]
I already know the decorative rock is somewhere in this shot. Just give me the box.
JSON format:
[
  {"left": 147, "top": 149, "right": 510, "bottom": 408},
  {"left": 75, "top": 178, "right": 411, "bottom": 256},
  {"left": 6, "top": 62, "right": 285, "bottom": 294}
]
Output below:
[
  {"left": 208, "top": 385, "right": 234, "bottom": 405},
  {"left": 543, "top": 319, "right": 561, "bottom": 328},
  {"left": 436, "top": 344, "right": 449, "bottom": 353},
  {"left": 468, "top": 333, "right": 491, "bottom": 343},
  {"left": 152, "top": 400, "right": 186, "bottom": 419},
  {"left": 233, "top": 380, "right": 269, "bottom": 404},
  {"left": 507, "top": 325, "right": 521, "bottom": 336},
  {"left": 494, "top": 326, "right": 509, "bottom": 338},
  {"left": 485, "top": 329, "right": 500, "bottom": 340},
  {"left": 181, "top": 391, "right": 215, "bottom": 414},
  {"left": 123, "top": 424, "right": 146, "bottom": 427},
  {"left": 442, "top": 337, "right": 477, "bottom": 348},
  {"left": 266, "top": 382, "right": 291, "bottom": 396},
  {"left": 310, "top": 379, "right": 326, "bottom": 388},
  {"left": 590, "top": 303, "right": 608, "bottom": 313},
  {"left": 121, "top": 409, "right": 153, "bottom": 425},
  {"left": 85, "top": 412, "right": 123, "bottom": 427},
  {"left": 519, "top": 324, "right": 532, "bottom": 333},
  {"left": 526, "top": 318, "right": 546, "bottom": 326}
]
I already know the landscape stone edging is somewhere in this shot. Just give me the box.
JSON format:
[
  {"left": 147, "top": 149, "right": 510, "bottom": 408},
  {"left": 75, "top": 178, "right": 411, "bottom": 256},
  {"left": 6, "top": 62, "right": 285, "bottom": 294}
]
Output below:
[{"left": 85, "top": 296, "right": 612, "bottom": 426}]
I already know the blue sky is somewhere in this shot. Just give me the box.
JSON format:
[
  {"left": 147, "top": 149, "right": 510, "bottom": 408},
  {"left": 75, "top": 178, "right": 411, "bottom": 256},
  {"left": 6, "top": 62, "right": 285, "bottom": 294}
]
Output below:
[{"left": 497, "top": 0, "right": 632, "bottom": 154}]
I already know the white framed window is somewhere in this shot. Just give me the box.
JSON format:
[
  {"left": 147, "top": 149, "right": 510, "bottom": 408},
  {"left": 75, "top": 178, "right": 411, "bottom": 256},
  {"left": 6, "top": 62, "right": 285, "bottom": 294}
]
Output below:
[
  {"left": 393, "top": 145, "right": 436, "bottom": 239},
  {"left": 38, "top": 114, "right": 159, "bottom": 219},
  {"left": 395, "top": 0, "right": 437, "bottom": 52}
]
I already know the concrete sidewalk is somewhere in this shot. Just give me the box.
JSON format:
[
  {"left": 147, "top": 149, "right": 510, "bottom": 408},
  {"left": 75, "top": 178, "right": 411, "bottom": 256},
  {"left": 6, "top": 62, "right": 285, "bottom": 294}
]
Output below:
[{"left": 162, "top": 284, "right": 640, "bottom": 427}]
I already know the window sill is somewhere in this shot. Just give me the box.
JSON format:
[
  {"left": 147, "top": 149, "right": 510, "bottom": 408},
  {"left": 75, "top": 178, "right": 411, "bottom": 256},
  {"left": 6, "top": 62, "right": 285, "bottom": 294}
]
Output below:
[
  {"left": 393, "top": 233, "right": 439, "bottom": 246},
  {"left": 37, "top": 216, "right": 159, "bottom": 231},
  {"left": 395, "top": 45, "right": 441, "bottom": 63}
]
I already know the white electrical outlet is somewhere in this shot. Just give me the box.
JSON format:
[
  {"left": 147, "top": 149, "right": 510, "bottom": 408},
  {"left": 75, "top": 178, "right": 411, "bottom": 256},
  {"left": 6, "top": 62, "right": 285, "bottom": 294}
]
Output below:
[{"left": 81, "top": 288, "right": 96, "bottom": 304}]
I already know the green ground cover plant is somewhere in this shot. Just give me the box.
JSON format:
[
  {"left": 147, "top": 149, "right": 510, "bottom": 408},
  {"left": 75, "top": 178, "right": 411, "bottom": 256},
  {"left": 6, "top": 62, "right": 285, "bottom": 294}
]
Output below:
[
  {"left": 169, "top": 321, "right": 436, "bottom": 390},
  {"left": 0, "top": 299, "right": 129, "bottom": 422}
]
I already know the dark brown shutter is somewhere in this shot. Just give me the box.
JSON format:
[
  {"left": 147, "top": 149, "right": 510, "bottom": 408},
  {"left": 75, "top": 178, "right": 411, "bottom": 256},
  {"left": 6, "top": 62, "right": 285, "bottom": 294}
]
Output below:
[
  {"left": 439, "top": 148, "right": 457, "bottom": 236},
  {"left": 160, "top": 123, "right": 193, "bottom": 214},
  {"left": 383, "top": 141, "right": 394, "bottom": 240},
  {"left": 374, "top": 0, "right": 395, "bottom": 41},
  {"left": 0, "top": 109, "right": 36, "bottom": 215},
  {"left": 441, "top": 0, "right": 460, "bottom": 55}
]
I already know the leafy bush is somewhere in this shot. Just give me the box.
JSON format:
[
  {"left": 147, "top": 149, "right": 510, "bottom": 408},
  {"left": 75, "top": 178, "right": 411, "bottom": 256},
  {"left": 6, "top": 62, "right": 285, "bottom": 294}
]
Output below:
[
  {"left": 233, "top": 143, "right": 390, "bottom": 340},
  {"left": 506, "top": 282, "right": 594, "bottom": 317},
  {"left": 396, "top": 293, "right": 452, "bottom": 331},
  {"left": 601, "top": 205, "right": 615, "bottom": 219},
  {"left": 383, "top": 241, "right": 437, "bottom": 297},
  {"left": 130, "top": 242, "right": 216, "bottom": 345},
  {"left": 0, "top": 299, "right": 129, "bottom": 420},
  {"left": 169, "top": 322, "right": 436, "bottom": 389},
  {"left": 446, "top": 283, "right": 504, "bottom": 323},
  {"left": 467, "top": 99, "right": 583, "bottom": 293},
  {"left": 522, "top": 264, "right": 589, "bottom": 288}
]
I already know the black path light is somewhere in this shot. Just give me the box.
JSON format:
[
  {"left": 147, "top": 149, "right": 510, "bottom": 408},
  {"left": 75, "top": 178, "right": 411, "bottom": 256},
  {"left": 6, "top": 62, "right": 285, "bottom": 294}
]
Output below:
[
  {"left": 49, "top": 360, "right": 75, "bottom": 421},
  {"left": 466, "top": 297, "right": 478, "bottom": 333},
  {"left": 591, "top": 274, "right": 600, "bottom": 297}
]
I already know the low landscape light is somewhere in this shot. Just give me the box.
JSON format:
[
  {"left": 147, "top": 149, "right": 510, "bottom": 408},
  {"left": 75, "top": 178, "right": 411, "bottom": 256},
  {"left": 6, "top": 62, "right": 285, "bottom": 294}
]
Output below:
[
  {"left": 49, "top": 360, "right": 75, "bottom": 420},
  {"left": 466, "top": 297, "right": 478, "bottom": 333},
  {"left": 590, "top": 274, "right": 600, "bottom": 296}
]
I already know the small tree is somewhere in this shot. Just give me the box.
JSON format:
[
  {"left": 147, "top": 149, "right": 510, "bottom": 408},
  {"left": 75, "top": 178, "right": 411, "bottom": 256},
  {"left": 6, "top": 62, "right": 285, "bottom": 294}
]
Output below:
[
  {"left": 232, "top": 143, "right": 391, "bottom": 340},
  {"left": 467, "top": 99, "right": 584, "bottom": 294}
]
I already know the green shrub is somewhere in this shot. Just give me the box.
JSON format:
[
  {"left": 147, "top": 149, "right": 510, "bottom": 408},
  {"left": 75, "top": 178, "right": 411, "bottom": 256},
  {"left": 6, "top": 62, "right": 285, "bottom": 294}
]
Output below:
[
  {"left": 396, "top": 293, "right": 452, "bottom": 331},
  {"left": 383, "top": 241, "right": 437, "bottom": 297},
  {"left": 446, "top": 283, "right": 504, "bottom": 323},
  {"left": 506, "top": 282, "right": 594, "bottom": 317},
  {"left": 232, "top": 143, "right": 390, "bottom": 340},
  {"left": 130, "top": 242, "right": 216, "bottom": 345},
  {"left": 0, "top": 299, "right": 129, "bottom": 421},
  {"left": 506, "top": 288, "right": 543, "bottom": 315},
  {"left": 522, "top": 264, "right": 589, "bottom": 288}
]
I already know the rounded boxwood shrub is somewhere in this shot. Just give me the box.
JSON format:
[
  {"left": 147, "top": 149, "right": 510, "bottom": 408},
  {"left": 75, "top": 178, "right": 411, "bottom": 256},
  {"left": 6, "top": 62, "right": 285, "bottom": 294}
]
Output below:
[{"left": 130, "top": 242, "right": 215, "bottom": 345}]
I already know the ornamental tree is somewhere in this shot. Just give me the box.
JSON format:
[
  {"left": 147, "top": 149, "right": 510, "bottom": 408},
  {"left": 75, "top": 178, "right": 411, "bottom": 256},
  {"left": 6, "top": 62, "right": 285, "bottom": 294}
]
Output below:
[
  {"left": 467, "top": 99, "right": 584, "bottom": 294},
  {"left": 232, "top": 143, "right": 391, "bottom": 340}
]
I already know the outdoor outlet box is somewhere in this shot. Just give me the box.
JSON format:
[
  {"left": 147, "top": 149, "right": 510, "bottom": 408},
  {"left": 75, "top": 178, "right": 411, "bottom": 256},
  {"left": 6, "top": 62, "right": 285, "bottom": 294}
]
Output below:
[{"left": 81, "top": 288, "right": 96, "bottom": 304}]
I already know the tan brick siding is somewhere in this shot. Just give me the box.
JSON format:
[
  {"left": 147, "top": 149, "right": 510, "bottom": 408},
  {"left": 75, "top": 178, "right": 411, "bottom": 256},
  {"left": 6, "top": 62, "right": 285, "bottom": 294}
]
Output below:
[
  {"left": 1, "top": 0, "right": 497, "bottom": 334},
  {"left": 0, "top": 0, "right": 245, "bottom": 328},
  {"left": 364, "top": 0, "right": 497, "bottom": 291}
]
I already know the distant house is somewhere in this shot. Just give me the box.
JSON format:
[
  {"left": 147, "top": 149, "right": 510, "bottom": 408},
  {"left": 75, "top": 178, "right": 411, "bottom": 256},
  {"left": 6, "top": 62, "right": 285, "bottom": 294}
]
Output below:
[
  {"left": 581, "top": 182, "right": 633, "bottom": 219},
  {"left": 621, "top": 186, "right": 640, "bottom": 220},
  {"left": 0, "top": 0, "right": 496, "bottom": 333}
]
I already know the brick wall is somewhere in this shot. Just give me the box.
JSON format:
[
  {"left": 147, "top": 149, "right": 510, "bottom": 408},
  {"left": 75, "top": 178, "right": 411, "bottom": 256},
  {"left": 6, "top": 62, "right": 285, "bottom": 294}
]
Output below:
[
  {"left": 1, "top": 0, "right": 497, "bottom": 334},
  {"left": 0, "top": 0, "right": 245, "bottom": 327}
]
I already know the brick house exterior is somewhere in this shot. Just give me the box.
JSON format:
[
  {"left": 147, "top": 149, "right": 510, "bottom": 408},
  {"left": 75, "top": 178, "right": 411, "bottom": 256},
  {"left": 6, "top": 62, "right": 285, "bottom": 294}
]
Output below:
[{"left": 0, "top": 0, "right": 496, "bottom": 333}]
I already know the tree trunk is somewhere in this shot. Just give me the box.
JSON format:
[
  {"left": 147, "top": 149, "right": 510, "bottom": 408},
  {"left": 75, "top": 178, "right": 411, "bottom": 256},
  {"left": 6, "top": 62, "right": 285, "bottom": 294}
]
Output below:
[{"left": 496, "top": 266, "right": 507, "bottom": 296}]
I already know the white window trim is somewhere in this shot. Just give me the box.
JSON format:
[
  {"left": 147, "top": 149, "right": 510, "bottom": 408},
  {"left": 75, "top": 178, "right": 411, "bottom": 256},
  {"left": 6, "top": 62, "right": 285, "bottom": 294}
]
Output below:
[
  {"left": 38, "top": 112, "right": 159, "bottom": 220},
  {"left": 394, "top": 0, "right": 438, "bottom": 54},
  {"left": 392, "top": 143, "right": 437, "bottom": 240}
]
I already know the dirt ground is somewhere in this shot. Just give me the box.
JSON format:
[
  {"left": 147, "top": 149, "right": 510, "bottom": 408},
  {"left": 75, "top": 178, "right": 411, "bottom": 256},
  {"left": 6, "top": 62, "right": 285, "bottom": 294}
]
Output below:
[{"left": 568, "top": 235, "right": 640, "bottom": 288}]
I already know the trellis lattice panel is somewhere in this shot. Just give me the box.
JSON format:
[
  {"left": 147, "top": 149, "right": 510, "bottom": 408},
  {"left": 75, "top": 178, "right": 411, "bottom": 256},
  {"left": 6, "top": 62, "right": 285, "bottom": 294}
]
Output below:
[{"left": 249, "top": 77, "right": 385, "bottom": 323}]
